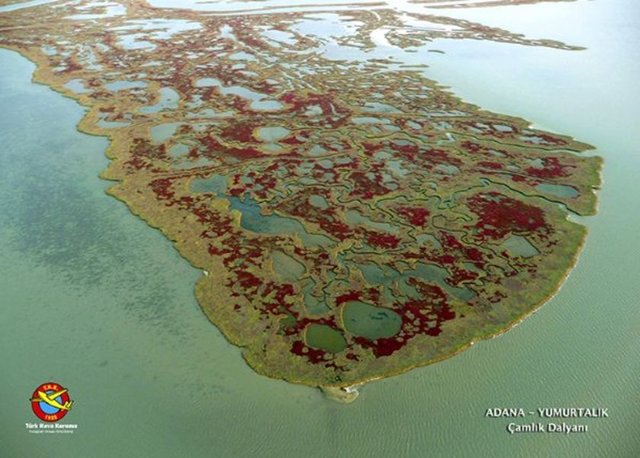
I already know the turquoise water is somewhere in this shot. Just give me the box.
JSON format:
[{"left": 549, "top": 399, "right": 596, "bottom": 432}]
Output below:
[
  {"left": 189, "top": 176, "right": 335, "bottom": 247},
  {"left": 227, "top": 195, "right": 336, "bottom": 247},
  {"left": 342, "top": 301, "right": 403, "bottom": 340},
  {"left": 1, "top": 1, "right": 639, "bottom": 457}
]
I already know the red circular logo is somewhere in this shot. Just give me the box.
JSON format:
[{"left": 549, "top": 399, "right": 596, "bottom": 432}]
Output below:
[{"left": 30, "top": 382, "right": 73, "bottom": 422}]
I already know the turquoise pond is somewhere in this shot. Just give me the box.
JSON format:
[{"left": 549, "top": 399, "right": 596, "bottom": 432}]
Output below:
[{"left": 1, "top": 0, "right": 639, "bottom": 457}]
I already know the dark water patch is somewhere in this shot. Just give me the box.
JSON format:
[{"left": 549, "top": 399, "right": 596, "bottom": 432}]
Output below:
[
  {"left": 499, "top": 235, "right": 539, "bottom": 258},
  {"left": 535, "top": 182, "right": 579, "bottom": 199},
  {"left": 342, "top": 301, "right": 402, "bottom": 340},
  {"left": 191, "top": 174, "right": 227, "bottom": 195},
  {"left": 357, "top": 262, "right": 475, "bottom": 302},
  {"left": 0, "top": 49, "right": 195, "bottom": 336},
  {"left": 305, "top": 324, "right": 347, "bottom": 353},
  {"left": 190, "top": 180, "right": 334, "bottom": 247}
]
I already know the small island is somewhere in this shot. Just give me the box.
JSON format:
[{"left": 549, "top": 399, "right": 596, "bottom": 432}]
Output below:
[{"left": 0, "top": 0, "right": 601, "bottom": 399}]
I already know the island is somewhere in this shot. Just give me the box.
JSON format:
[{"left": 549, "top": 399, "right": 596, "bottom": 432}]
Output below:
[{"left": 0, "top": 0, "right": 601, "bottom": 401}]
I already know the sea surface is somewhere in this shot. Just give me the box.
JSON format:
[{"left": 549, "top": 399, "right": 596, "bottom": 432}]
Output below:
[{"left": 1, "top": 0, "right": 638, "bottom": 456}]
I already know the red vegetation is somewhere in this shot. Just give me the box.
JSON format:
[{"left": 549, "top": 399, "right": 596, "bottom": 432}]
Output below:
[
  {"left": 478, "top": 161, "right": 503, "bottom": 170},
  {"left": 290, "top": 340, "right": 327, "bottom": 364},
  {"left": 336, "top": 291, "right": 361, "bottom": 306},
  {"left": 467, "top": 192, "right": 546, "bottom": 240},
  {"left": 525, "top": 157, "right": 570, "bottom": 179},
  {"left": 150, "top": 178, "right": 176, "bottom": 201},
  {"left": 349, "top": 171, "right": 392, "bottom": 199},
  {"left": 367, "top": 232, "right": 401, "bottom": 249},
  {"left": 396, "top": 206, "right": 430, "bottom": 226},
  {"left": 221, "top": 122, "right": 256, "bottom": 143},
  {"left": 261, "top": 282, "right": 296, "bottom": 315},
  {"left": 126, "top": 138, "right": 169, "bottom": 171},
  {"left": 236, "top": 271, "right": 263, "bottom": 290}
]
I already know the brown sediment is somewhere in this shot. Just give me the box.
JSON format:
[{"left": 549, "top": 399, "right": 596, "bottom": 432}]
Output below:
[{"left": 0, "top": 0, "right": 601, "bottom": 393}]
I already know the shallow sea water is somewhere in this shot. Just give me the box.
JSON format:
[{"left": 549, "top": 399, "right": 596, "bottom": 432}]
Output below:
[{"left": 1, "top": 0, "right": 639, "bottom": 457}]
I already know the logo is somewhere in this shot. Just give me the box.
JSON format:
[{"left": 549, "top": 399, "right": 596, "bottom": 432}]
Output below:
[{"left": 30, "top": 382, "right": 73, "bottom": 422}]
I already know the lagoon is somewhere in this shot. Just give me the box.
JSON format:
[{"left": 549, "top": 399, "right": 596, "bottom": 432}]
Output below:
[{"left": 1, "top": 0, "right": 639, "bottom": 456}]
